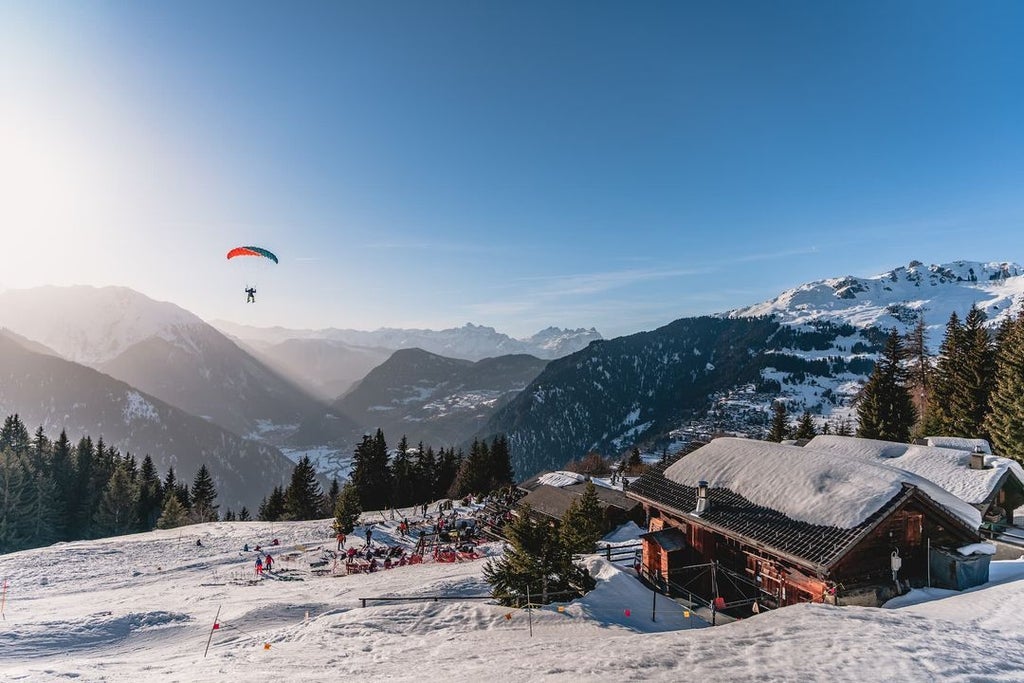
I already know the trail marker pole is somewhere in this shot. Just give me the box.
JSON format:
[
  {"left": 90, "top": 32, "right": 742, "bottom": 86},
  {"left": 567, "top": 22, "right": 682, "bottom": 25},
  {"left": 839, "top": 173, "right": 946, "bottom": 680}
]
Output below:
[
  {"left": 1, "top": 577, "right": 7, "bottom": 620},
  {"left": 526, "top": 586, "right": 533, "bottom": 638},
  {"left": 204, "top": 605, "right": 222, "bottom": 658}
]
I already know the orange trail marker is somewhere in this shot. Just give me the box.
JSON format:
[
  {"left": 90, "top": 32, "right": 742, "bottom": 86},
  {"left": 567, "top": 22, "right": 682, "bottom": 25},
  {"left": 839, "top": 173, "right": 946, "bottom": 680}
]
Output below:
[
  {"left": 204, "top": 606, "right": 222, "bottom": 658},
  {"left": 264, "top": 643, "right": 272, "bottom": 650}
]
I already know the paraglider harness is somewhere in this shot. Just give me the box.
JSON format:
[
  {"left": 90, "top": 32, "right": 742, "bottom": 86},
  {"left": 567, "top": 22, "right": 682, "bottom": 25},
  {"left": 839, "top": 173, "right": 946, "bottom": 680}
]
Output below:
[{"left": 245, "top": 287, "right": 256, "bottom": 303}]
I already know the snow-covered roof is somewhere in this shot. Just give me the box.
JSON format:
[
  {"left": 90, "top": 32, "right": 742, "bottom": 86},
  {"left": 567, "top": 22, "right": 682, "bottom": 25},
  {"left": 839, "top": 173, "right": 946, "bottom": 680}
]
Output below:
[
  {"left": 537, "top": 471, "right": 587, "bottom": 488},
  {"left": 663, "top": 437, "right": 981, "bottom": 530},
  {"left": 924, "top": 436, "right": 992, "bottom": 454},
  {"left": 806, "top": 435, "right": 1024, "bottom": 507}
]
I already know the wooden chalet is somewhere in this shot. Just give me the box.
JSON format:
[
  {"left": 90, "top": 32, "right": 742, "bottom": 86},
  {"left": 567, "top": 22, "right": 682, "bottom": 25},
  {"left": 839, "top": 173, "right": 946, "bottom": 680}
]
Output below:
[
  {"left": 627, "top": 438, "right": 984, "bottom": 609},
  {"left": 516, "top": 471, "right": 645, "bottom": 533}
]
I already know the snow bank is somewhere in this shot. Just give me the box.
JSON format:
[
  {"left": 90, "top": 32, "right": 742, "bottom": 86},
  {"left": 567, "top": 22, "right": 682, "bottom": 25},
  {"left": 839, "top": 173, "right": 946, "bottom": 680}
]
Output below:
[
  {"left": 664, "top": 438, "right": 981, "bottom": 530},
  {"left": 537, "top": 471, "right": 586, "bottom": 488}
]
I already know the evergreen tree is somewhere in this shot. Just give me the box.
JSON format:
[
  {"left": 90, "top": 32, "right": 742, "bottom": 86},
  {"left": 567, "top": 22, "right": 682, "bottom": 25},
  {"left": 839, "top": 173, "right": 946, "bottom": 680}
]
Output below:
[
  {"left": 325, "top": 478, "right": 341, "bottom": 517},
  {"left": 487, "top": 435, "right": 515, "bottom": 490},
  {"left": 224, "top": 509, "right": 237, "bottom": 521},
  {"left": 835, "top": 417, "right": 853, "bottom": 436},
  {"left": 259, "top": 485, "right": 287, "bottom": 521},
  {"left": 986, "top": 315, "right": 1024, "bottom": 460},
  {"left": 72, "top": 436, "right": 96, "bottom": 538},
  {"left": 156, "top": 491, "right": 189, "bottom": 529},
  {"left": 333, "top": 481, "right": 363, "bottom": 534},
  {"left": 94, "top": 462, "right": 140, "bottom": 536},
  {"left": 0, "top": 449, "right": 31, "bottom": 553},
  {"left": 767, "top": 400, "right": 789, "bottom": 442},
  {"left": 948, "top": 306, "right": 995, "bottom": 439},
  {"left": 350, "top": 430, "right": 392, "bottom": 510},
  {"left": 794, "top": 411, "right": 817, "bottom": 440},
  {"left": 136, "top": 455, "right": 164, "bottom": 531},
  {"left": 904, "top": 313, "right": 932, "bottom": 435},
  {"left": 413, "top": 444, "right": 437, "bottom": 504},
  {"left": 921, "top": 312, "right": 963, "bottom": 436},
  {"left": 389, "top": 436, "right": 415, "bottom": 508},
  {"left": 856, "top": 330, "right": 917, "bottom": 443},
  {"left": 448, "top": 439, "right": 490, "bottom": 498},
  {"left": 435, "top": 448, "right": 462, "bottom": 500},
  {"left": 483, "top": 504, "right": 594, "bottom": 606},
  {"left": 25, "top": 470, "right": 59, "bottom": 549},
  {"left": 238, "top": 506, "right": 252, "bottom": 521},
  {"left": 626, "top": 447, "right": 643, "bottom": 473},
  {"left": 560, "top": 481, "right": 604, "bottom": 554},
  {"left": 284, "top": 455, "right": 324, "bottom": 520},
  {"left": 29, "top": 424, "right": 51, "bottom": 473},
  {"left": 0, "top": 414, "right": 31, "bottom": 455},
  {"left": 189, "top": 465, "right": 219, "bottom": 523},
  {"left": 50, "top": 429, "right": 75, "bottom": 541}
]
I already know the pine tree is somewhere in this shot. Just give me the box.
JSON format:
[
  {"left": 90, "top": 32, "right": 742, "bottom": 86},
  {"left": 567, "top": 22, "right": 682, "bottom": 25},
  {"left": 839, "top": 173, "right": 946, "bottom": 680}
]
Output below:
[
  {"left": 325, "top": 478, "right": 341, "bottom": 517},
  {"left": 487, "top": 435, "right": 515, "bottom": 490},
  {"left": 238, "top": 506, "right": 252, "bottom": 521},
  {"left": 189, "top": 465, "right": 218, "bottom": 523},
  {"left": 985, "top": 315, "right": 1024, "bottom": 461},
  {"left": 25, "top": 470, "right": 59, "bottom": 548},
  {"left": 72, "top": 436, "right": 96, "bottom": 538},
  {"left": 948, "top": 306, "right": 995, "bottom": 439},
  {"left": 857, "top": 330, "right": 917, "bottom": 443},
  {"left": 449, "top": 439, "right": 490, "bottom": 499},
  {"left": 483, "top": 504, "right": 594, "bottom": 606},
  {"left": 560, "top": 481, "right": 604, "bottom": 554},
  {"left": 284, "top": 455, "right": 323, "bottom": 520},
  {"left": 29, "top": 424, "right": 50, "bottom": 473},
  {"left": 333, "top": 481, "right": 363, "bottom": 534},
  {"left": 224, "top": 509, "right": 236, "bottom": 521},
  {"left": 136, "top": 455, "right": 164, "bottom": 531},
  {"left": 50, "top": 429, "right": 75, "bottom": 541},
  {"left": 94, "top": 462, "right": 140, "bottom": 536},
  {"left": 794, "top": 411, "right": 817, "bottom": 440},
  {"left": 156, "top": 492, "right": 189, "bottom": 529},
  {"left": 413, "top": 444, "right": 437, "bottom": 505},
  {"left": 435, "top": 448, "right": 462, "bottom": 500},
  {"left": 0, "top": 449, "right": 32, "bottom": 553},
  {"left": 904, "top": 313, "right": 932, "bottom": 435},
  {"left": 389, "top": 436, "right": 415, "bottom": 508},
  {"left": 259, "top": 486, "right": 287, "bottom": 521},
  {"left": 0, "top": 414, "right": 31, "bottom": 455},
  {"left": 350, "top": 430, "right": 392, "bottom": 510},
  {"left": 921, "top": 312, "right": 963, "bottom": 436},
  {"left": 767, "top": 401, "right": 789, "bottom": 442}
]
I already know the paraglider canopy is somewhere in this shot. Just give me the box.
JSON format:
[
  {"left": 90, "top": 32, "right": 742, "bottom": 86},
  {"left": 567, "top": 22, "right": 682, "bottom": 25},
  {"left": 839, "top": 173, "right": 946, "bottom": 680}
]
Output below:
[{"left": 227, "top": 246, "right": 278, "bottom": 263}]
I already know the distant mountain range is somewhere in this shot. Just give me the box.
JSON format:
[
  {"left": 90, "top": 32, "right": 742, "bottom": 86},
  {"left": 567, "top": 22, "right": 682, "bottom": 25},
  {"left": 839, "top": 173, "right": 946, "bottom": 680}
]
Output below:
[
  {"left": 1, "top": 260, "right": 1018, "bottom": 490},
  {"left": 479, "top": 260, "right": 1024, "bottom": 476},
  {"left": 213, "top": 320, "right": 602, "bottom": 362},
  {"left": 0, "top": 333, "right": 293, "bottom": 512},
  {"left": 333, "top": 348, "right": 548, "bottom": 448}
]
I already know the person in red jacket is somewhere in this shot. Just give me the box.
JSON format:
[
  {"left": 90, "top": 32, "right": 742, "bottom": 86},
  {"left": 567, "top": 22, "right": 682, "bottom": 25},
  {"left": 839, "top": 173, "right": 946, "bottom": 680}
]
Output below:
[{"left": 264, "top": 553, "right": 274, "bottom": 572}]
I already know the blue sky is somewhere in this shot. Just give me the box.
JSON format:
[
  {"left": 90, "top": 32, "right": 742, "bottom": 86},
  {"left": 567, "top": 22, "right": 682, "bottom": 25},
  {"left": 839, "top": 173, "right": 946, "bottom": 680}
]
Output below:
[{"left": 2, "top": 1, "right": 1023, "bottom": 338}]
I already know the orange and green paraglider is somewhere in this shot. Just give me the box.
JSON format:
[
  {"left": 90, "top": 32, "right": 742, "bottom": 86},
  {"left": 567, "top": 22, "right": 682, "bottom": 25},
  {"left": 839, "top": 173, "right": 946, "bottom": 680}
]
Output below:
[
  {"left": 226, "top": 246, "right": 278, "bottom": 263},
  {"left": 227, "top": 246, "right": 277, "bottom": 302}
]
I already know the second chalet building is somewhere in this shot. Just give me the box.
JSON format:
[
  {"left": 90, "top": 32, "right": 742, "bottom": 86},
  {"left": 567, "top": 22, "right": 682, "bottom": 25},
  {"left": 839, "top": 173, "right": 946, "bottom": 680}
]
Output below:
[{"left": 627, "top": 437, "right": 986, "bottom": 609}]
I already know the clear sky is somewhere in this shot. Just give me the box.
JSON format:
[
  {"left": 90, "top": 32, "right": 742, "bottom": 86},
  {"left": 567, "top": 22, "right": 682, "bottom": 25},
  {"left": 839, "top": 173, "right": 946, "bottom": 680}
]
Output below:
[{"left": 2, "top": 1, "right": 1023, "bottom": 338}]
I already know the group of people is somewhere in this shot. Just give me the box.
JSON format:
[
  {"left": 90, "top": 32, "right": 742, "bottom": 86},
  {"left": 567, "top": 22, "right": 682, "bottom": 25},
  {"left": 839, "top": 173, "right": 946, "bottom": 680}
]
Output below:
[{"left": 254, "top": 552, "right": 274, "bottom": 575}]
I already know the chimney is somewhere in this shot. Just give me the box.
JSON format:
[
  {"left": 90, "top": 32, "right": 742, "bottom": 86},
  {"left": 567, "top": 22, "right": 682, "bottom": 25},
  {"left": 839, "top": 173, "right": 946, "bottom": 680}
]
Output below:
[
  {"left": 693, "top": 480, "right": 710, "bottom": 516},
  {"left": 969, "top": 446, "right": 985, "bottom": 470}
]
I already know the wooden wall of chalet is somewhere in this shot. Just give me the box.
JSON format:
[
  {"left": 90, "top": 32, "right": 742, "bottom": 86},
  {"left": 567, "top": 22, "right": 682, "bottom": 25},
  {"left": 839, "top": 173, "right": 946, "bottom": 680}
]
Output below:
[{"left": 829, "top": 493, "right": 974, "bottom": 590}]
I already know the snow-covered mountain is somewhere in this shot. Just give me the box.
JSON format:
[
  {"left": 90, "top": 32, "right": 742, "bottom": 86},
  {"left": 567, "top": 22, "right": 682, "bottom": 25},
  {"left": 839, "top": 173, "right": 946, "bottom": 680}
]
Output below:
[
  {"left": 0, "top": 286, "right": 350, "bottom": 445},
  {"left": 334, "top": 348, "right": 548, "bottom": 450},
  {"left": 482, "top": 260, "right": 1024, "bottom": 475},
  {"left": 730, "top": 260, "right": 1024, "bottom": 349},
  {"left": 213, "top": 320, "right": 602, "bottom": 362},
  {"left": 0, "top": 333, "right": 294, "bottom": 511}
]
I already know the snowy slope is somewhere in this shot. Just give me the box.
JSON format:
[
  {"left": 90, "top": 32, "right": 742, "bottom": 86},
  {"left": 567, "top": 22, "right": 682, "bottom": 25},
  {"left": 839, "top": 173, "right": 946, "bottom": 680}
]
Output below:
[
  {"left": 2, "top": 514, "right": 1024, "bottom": 681},
  {"left": 730, "top": 260, "right": 1024, "bottom": 348}
]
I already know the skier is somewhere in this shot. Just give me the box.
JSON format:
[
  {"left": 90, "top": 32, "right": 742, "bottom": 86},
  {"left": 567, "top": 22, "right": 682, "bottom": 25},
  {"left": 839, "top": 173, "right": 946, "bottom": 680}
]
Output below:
[
  {"left": 365, "top": 526, "right": 373, "bottom": 547},
  {"left": 255, "top": 557, "right": 264, "bottom": 576},
  {"left": 245, "top": 287, "right": 256, "bottom": 303},
  {"left": 336, "top": 532, "right": 346, "bottom": 550},
  {"left": 264, "top": 553, "right": 274, "bottom": 572}
]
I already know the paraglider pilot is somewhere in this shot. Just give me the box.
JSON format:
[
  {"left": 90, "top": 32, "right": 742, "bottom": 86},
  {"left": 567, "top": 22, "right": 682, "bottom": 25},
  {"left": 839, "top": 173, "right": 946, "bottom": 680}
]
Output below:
[{"left": 245, "top": 287, "right": 256, "bottom": 303}]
